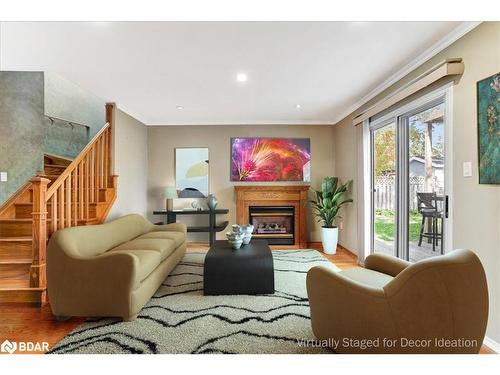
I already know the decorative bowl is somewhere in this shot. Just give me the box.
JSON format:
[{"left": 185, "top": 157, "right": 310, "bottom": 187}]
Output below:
[
  {"left": 242, "top": 234, "right": 252, "bottom": 245},
  {"left": 240, "top": 224, "right": 254, "bottom": 245},
  {"left": 229, "top": 239, "right": 243, "bottom": 250}
]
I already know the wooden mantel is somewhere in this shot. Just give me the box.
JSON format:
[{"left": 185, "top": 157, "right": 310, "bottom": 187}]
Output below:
[{"left": 235, "top": 185, "right": 309, "bottom": 249}]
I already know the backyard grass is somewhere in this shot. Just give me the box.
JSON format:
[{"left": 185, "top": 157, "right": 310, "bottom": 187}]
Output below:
[{"left": 375, "top": 209, "right": 422, "bottom": 242}]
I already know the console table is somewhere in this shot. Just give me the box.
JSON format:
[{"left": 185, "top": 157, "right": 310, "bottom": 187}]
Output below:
[{"left": 152, "top": 209, "right": 229, "bottom": 245}]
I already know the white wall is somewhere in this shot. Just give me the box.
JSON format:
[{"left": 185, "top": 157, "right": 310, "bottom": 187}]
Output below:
[{"left": 107, "top": 107, "right": 148, "bottom": 220}]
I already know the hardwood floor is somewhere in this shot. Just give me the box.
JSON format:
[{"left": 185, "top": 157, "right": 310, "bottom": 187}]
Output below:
[{"left": 0, "top": 242, "right": 494, "bottom": 354}]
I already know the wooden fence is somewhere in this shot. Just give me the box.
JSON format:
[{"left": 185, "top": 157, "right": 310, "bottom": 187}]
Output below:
[{"left": 374, "top": 176, "right": 444, "bottom": 211}]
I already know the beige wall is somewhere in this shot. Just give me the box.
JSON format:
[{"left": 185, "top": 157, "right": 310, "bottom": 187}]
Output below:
[
  {"left": 107, "top": 108, "right": 149, "bottom": 220},
  {"left": 333, "top": 22, "right": 500, "bottom": 343},
  {"left": 147, "top": 125, "right": 335, "bottom": 242}
]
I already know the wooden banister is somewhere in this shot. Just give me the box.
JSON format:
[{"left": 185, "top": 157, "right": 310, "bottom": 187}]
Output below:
[
  {"left": 31, "top": 109, "right": 115, "bottom": 302},
  {"left": 46, "top": 122, "right": 110, "bottom": 200}
]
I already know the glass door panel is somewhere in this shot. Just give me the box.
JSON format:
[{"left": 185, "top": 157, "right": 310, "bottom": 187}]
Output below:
[
  {"left": 407, "top": 103, "right": 446, "bottom": 262},
  {"left": 372, "top": 122, "right": 397, "bottom": 256}
]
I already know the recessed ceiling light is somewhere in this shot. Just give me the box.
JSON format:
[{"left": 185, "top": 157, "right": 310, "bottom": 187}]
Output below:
[
  {"left": 296, "top": 104, "right": 302, "bottom": 109},
  {"left": 176, "top": 106, "right": 184, "bottom": 111},
  {"left": 236, "top": 73, "right": 248, "bottom": 83}
]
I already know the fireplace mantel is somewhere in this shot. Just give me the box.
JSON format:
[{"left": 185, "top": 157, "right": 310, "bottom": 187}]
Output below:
[{"left": 235, "top": 185, "right": 309, "bottom": 249}]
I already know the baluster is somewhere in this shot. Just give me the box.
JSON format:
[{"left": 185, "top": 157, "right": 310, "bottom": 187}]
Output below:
[
  {"left": 94, "top": 145, "right": 99, "bottom": 203},
  {"left": 100, "top": 137, "right": 104, "bottom": 190},
  {"left": 51, "top": 193, "right": 57, "bottom": 235},
  {"left": 90, "top": 146, "right": 95, "bottom": 203},
  {"left": 95, "top": 138, "right": 100, "bottom": 194},
  {"left": 58, "top": 185, "right": 65, "bottom": 229},
  {"left": 85, "top": 154, "right": 90, "bottom": 219},
  {"left": 79, "top": 162, "right": 84, "bottom": 220},
  {"left": 72, "top": 169, "right": 77, "bottom": 226},
  {"left": 104, "top": 129, "right": 108, "bottom": 188},
  {"left": 66, "top": 175, "right": 71, "bottom": 227}
]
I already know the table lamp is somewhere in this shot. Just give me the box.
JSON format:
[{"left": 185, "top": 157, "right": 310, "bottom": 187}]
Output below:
[{"left": 163, "top": 186, "right": 178, "bottom": 211}]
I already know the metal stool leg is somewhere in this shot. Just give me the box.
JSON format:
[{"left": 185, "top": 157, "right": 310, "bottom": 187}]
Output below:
[
  {"left": 418, "top": 215, "right": 425, "bottom": 246},
  {"left": 431, "top": 217, "right": 436, "bottom": 252},
  {"left": 440, "top": 217, "right": 444, "bottom": 254}
]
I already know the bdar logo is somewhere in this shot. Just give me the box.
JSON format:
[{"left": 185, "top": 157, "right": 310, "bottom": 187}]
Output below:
[{"left": 1, "top": 339, "right": 17, "bottom": 354}]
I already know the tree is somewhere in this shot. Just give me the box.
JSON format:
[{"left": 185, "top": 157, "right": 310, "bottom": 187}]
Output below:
[{"left": 374, "top": 126, "right": 396, "bottom": 176}]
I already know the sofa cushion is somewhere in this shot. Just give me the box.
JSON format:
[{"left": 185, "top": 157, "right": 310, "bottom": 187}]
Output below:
[
  {"left": 138, "top": 231, "right": 185, "bottom": 248},
  {"left": 111, "top": 239, "right": 176, "bottom": 261},
  {"left": 107, "top": 249, "right": 161, "bottom": 282},
  {"left": 339, "top": 268, "right": 394, "bottom": 288},
  {"left": 53, "top": 214, "right": 154, "bottom": 257}
]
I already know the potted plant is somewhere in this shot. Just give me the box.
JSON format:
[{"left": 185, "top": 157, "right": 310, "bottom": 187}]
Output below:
[{"left": 309, "top": 177, "right": 353, "bottom": 254}]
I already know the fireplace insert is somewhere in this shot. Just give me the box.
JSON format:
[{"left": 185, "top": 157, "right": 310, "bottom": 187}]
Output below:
[{"left": 249, "top": 206, "right": 295, "bottom": 245}]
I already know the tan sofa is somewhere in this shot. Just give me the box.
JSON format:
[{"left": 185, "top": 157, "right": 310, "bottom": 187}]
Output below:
[
  {"left": 47, "top": 214, "right": 186, "bottom": 321},
  {"left": 306, "top": 249, "right": 488, "bottom": 353}
]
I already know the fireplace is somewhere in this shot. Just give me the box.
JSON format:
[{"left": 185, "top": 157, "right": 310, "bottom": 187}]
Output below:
[
  {"left": 249, "top": 206, "right": 295, "bottom": 245},
  {"left": 235, "top": 185, "right": 309, "bottom": 249}
]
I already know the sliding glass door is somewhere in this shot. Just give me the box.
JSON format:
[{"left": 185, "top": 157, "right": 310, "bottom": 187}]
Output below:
[
  {"left": 372, "top": 121, "right": 397, "bottom": 257},
  {"left": 370, "top": 92, "right": 449, "bottom": 262},
  {"left": 406, "top": 102, "right": 446, "bottom": 261}
]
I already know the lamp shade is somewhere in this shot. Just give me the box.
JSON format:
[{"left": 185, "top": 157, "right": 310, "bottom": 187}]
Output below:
[{"left": 163, "top": 186, "right": 178, "bottom": 199}]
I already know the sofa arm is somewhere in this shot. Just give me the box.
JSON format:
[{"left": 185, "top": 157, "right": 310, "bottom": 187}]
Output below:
[
  {"left": 151, "top": 222, "right": 187, "bottom": 234},
  {"left": 306, "top": 266, "right": 397, "bottom": 352},
  {"left": 48, "top": 249, "right": 139, "bottom": 318},
  {"left": 364, "top": 253, "right": 411, "bottom": 277}
]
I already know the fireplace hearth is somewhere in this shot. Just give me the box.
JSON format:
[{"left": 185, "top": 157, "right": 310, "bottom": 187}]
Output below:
[{"left": 249, "top": 206, "right": 294, "bottom": 245}]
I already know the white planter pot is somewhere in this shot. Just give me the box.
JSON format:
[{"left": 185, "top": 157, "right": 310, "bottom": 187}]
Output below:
[{"left": 321, "top": 227, "right": 338, "bottom": 254}]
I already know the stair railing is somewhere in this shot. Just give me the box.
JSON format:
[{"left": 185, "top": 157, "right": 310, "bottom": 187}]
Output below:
[{"left": 30, "top": 119, "right": 114, "bottom": 289}]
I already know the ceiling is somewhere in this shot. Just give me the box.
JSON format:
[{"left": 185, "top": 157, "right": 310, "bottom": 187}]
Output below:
[{"left": 0, "top": 22, "right": 474, "bottom": 125}]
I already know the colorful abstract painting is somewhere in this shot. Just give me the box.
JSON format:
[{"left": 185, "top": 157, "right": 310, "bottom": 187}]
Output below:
[
  {"left": 231, "top": 138, "right": 311, "bottom": 182},
  {"left": 477, "top": 73, "right": 500, "bottom": 184}
]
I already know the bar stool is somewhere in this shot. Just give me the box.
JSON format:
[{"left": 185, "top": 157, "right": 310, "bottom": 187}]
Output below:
[{"left": 416, "top": 192, "right": 443, "bottom": 254}]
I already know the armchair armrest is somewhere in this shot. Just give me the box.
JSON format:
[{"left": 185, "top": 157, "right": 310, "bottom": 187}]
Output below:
[
  {"left": 306, "top": 266, "right": 397, "bottom": 352},
  {"left": 307, "top": 265, "right": 386, "bottom": 300},
  {"left": 151, "top": 222, "right": 187, "bottom": 234},
  {"left": 364, "top": 253, "right": 410, "bottom": 277}
]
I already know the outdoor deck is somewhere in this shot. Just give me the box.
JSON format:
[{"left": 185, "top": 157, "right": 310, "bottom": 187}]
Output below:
[{"left": 374, "top": 239, "right": 443, "bottom": 263}]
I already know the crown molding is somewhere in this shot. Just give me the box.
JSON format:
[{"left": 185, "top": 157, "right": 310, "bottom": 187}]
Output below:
[
  {"left": 331, "top": 21, "right": 482, "bottom": 125},
  {"left": 146, "top": 120, "right": 334, "bottom": 126}
]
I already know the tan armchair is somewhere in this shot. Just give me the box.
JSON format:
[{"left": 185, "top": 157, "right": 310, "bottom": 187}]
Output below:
[{"left": 306, "top": 250, "right": 488, "bottom": 353}]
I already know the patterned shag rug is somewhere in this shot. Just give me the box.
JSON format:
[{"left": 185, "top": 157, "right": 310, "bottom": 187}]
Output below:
[{"left": 49, "top": 250, "right": 339, "bottom": 354}]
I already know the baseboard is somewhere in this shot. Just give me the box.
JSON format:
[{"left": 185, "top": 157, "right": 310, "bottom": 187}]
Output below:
[
  {"left": 483, "top": 336, "right": 499, "bottom": 353},
  {"left": 307, "top": 241, "right": 323, "bottom": 250},
  {"left": 308, "top": 242, "right": 358, "bottom": 257}
]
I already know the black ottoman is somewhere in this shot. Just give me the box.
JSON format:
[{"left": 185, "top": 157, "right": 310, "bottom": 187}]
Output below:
[{"left": 203, "top": 239, "right": 275, "bottom": 295}]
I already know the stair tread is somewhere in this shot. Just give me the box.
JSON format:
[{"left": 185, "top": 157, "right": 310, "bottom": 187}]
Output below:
[
  {"left": 0, "top": 258, "right": 32, "bottom": 264},
  {"left": 0, "top": 218, "right": 98, "bottom": 223},
  {"left": 0, "top": 279, "right": 30, "bottom": 289},
  {"left": 0, "top": 288, "right": 45, "bottom": 292},
  {"left": 44, "top": 152, "right": 74, "bottom": 164},
  {"left": 14, "top": 201, "right": 106, "bottom": 206},
  {"left": 0, "top": 236, "right": 32, "bottom": 242},
  {"left": 44, "top": 164, "right": 68, "bottom": 169},
  {"left": 0, "top": 218, "right": 34, "bottom": 222}
]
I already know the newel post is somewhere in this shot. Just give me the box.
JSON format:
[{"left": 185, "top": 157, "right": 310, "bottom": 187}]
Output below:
[{"left": 30, "top": 176, "right": 50, "bottom": 289}]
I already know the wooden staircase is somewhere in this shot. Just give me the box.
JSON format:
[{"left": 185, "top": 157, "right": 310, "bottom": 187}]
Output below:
[{"left": 0, "top": 105, "right": 117, "bottom": 304}]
